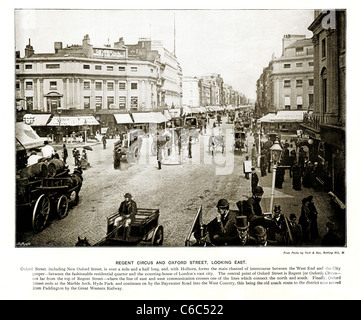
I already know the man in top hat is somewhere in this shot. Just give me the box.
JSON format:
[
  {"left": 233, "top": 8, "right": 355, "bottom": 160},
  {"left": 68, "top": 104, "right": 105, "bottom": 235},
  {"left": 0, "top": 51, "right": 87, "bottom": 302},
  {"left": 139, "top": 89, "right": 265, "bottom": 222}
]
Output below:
[
  {"left": 114, "top": 192, "right": 138, "bottom": 240},
  {"left": 230, "top": 216, "right": 256, "bottom": 246},
  {"left": 269, "top": 205, "right": 287, "bottom": 244},
  {"left": 206, "top": 199, "right": 238, "bottom": 246},
  {"left": 252, "top": 225, "right": 279, "bottom": 247}
]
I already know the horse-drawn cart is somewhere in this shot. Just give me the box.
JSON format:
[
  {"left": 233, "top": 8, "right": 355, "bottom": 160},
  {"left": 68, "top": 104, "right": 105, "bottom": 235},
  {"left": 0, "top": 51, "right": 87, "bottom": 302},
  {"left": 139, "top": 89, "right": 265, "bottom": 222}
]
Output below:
[{"left": 16, "top": 164, "right": 83, "bottom": 233}]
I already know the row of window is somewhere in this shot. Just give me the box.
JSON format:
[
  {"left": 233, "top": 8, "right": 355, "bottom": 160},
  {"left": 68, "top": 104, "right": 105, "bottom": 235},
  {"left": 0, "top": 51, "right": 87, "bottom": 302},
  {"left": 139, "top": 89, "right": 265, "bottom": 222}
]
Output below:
[
  {"left": 284, "top": 94, "right": 313, "bottom": 110},
  {"left": 18, "top": 63, "right": 142, "bottom": 73},
  {"left": 283, "top": 79, "right": 314, "bottom": 88},
  {"left": 17, "top": 80, "right": 140, "bottom": 91},
  {"left": 18, "top": 95, "right": 139, "bottom": 110},
  {"left": 283, "top": 61, "right": 314, "bottom": 68}
]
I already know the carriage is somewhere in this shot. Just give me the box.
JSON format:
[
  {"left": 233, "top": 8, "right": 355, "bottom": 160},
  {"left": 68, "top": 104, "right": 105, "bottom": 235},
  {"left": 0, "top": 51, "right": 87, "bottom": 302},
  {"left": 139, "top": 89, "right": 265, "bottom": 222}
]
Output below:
[
  {"left": 113, "top": 129, "right": 143, "bottom": 168},
  {"left": 233, "top": 131, "right": 246, "bottom": 154},
  {"left": 77, "top": 208, "right": 164, "bottom": 247},
  {"left": 16, "top": 160, "right": 82, "bottom": 233}
]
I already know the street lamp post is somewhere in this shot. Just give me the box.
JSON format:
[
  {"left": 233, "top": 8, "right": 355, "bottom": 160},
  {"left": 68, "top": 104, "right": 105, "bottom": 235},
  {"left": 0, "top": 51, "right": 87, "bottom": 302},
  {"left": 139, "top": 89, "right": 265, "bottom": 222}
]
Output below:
[
  {"left": 269, "top": 140, "right": 283, "bottom": 218},
  {"left": 57, "top": 110, "right": 62, "bottom": 143},
  {"left": 83, "top": 118, "right": 89, "bottom": 144}
]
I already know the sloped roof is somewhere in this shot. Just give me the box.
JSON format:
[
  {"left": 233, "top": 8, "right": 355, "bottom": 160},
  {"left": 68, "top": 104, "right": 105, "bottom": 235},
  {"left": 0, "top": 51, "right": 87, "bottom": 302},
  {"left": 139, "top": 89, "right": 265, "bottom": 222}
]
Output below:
[{"left": 286, "top": 38, "right": 313, "bottom": 49}]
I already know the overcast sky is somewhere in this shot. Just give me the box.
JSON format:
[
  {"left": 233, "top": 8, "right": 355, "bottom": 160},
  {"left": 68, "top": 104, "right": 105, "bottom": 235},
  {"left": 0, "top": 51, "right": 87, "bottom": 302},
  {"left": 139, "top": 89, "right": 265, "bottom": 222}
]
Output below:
[{"left": 15, "top": 9, "right": 314, "bottom": 100}]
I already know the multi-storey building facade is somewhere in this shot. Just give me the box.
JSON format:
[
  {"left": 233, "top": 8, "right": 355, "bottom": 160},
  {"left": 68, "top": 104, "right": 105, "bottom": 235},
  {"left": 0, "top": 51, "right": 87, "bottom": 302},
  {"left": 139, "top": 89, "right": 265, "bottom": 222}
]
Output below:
[
  {"left": 271, "top": 36, "right": 314, "bottom": 112},
  {"left": 182, "top": 76, "right": 200, "bottom": 107},
  {"left": 256, "top": 35, "right": 314, "bottom": 116},
  {"left": 15, "top": 35, "right": 183, "bottom": 131},
  {"left": 304, "top": 10, "right": 346, "bottom": 204}
]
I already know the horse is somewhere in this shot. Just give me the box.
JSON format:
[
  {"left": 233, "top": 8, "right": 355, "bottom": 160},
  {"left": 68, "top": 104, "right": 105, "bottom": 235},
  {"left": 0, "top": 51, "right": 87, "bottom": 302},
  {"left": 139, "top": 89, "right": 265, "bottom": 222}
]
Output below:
[
  {"left": 75, "top": 236, "right": 91, "bottom": 246},
  {"left": 68, "top": 166, "right": 83, "bottom": 204}
]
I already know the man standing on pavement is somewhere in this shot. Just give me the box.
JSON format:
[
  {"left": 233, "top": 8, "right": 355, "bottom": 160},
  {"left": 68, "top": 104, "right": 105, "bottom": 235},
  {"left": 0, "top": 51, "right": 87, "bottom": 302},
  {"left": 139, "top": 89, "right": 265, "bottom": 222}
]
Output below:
[
  {"left": 251, "top": 144, "right": 257, "bottom": 167},
  {"left": 102, "top": 135, "right": 107, "bottom": 149},
  {"left": 62, "top": 144, "right": 68, "bottom": 164},
  {"left": 251, "top": 167, "right": 259, "bottom": 194},
  {"left": 188, "top": 136, "right": 192, "bottom": 159},
  {"left": 243, "top": 156, "right": 252, "bottom": 179},
  {"left": 156, "top": 135, "right": 163, "bottom": 170}
]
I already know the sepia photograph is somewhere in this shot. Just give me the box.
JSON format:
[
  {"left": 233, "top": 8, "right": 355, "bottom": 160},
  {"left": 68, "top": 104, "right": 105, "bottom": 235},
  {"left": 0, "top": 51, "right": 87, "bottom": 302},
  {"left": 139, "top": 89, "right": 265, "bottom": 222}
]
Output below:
[
  {"left": 14, "top": 8, "right": 346, "bottom": 248},
  {"left": 3, "top": 1, "right": 360, "bottom": 301}
]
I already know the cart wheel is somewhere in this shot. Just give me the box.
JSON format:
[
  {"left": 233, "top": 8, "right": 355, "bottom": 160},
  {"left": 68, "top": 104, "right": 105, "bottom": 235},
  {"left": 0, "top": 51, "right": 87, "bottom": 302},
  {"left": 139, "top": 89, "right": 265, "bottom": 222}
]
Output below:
[
  {"left": 32, "top": 194, "right": 51, "bottom": 232},
  {"left": 151, "top": 225, "right": 164, "bottom": 246},
  {"left": 57, "top": 194, "right": 69, "bottom": 219}
]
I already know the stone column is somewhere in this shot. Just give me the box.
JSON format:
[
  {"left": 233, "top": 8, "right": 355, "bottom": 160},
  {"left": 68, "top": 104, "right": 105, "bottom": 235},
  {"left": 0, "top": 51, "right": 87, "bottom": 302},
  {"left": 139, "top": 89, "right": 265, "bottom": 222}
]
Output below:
[
  {"left": 78, "top": 79, "right": 83, "bottom": 109},
  {"left": 32, "top": 79, "right": 38, "bottom": 111},
  {"left": 68, "top": 78, "right": 74, "bottom": 108},
  {"left": 62, "top": 78, "right": 67, "bottom": 109},
  {"left": 39, "top": 79, "right": 44, "bottom": 111},
  {"left": 103, "top": 80, "right": 107, "bottom": 110},
  {"left": 91, "top": 79, "right": 95, "bottom": 110},
  {"left": 312, "top": 35, "right": 320, "bottom": 118},
  {"left": 115, "top": 80, "right": 119, "bottom": 109}
]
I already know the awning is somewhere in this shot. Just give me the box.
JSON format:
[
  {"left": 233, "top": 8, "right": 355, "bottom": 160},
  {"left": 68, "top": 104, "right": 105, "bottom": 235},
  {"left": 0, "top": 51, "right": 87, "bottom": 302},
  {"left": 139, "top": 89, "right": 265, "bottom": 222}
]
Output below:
[
  {"left": 47, "top": 115, "right": 100, "bottom": 126},
  {"left": 23, "top": 114, "right": 52, "bottom": 126},
  {"left": 163, "top": 110, "right": 171, "bottom": 120},
  {"left": 182, "top": 106, "right": 192, "bottom": 116},
  {"left": 16, "top": 122, "right": 46, "bottom": 151},
  {"left": 113, "top": 113, "right": 134, "bottom": 124},
  {"left": 271, "top": 111, "right": 307, "bottom": 122},
  {"left": 259, "top": 113, "right": 277, "bottom": 123},
  {"left": 132, "top": 112, "right": 168, "bottom": 124}
]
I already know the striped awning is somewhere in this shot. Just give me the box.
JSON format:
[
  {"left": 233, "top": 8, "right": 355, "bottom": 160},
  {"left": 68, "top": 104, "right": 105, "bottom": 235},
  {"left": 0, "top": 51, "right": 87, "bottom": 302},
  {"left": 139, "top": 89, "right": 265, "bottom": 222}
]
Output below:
[
  {"left": 132, "top": 112, "right": 168, "bottom": 124},
  {"left": 47, "top": 115, "right": 100, "bottom": 126},
  {"left": 23, "top": 114, "right": 52, "bottom": 126},
  {"left": 113, "top": 113, "right": 134, "bottom": 124}
]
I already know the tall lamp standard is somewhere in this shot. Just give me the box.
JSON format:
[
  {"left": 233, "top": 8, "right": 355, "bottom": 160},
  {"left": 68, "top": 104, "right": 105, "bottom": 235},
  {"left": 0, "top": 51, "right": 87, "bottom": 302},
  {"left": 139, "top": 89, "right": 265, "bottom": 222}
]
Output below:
[
  {"left": 269, "top": 140, "right": 283, "bottom": 218},
  {"left": 83, "top": 118, "right": 89, "bottom": 144},
  {"left": 57, "top": 109, "right": 62, "bottom": 143}
]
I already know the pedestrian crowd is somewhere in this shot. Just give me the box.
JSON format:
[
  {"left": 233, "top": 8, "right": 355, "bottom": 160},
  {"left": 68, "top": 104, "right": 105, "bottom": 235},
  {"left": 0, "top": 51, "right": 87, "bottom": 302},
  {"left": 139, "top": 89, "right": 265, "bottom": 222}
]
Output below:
[
  {"left": 193, "top": 189, "right": 340, "bottom": 247},
  {"left": 191, "top": 127, "right": 341, "bottom": 247}
]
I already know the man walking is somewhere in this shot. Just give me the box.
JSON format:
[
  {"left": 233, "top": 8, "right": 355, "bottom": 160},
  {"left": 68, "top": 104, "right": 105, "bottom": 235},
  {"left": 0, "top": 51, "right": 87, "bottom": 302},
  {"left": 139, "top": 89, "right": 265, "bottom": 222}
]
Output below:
[{"left": 251, "top": 167, "right": 259, "bottom": 194}]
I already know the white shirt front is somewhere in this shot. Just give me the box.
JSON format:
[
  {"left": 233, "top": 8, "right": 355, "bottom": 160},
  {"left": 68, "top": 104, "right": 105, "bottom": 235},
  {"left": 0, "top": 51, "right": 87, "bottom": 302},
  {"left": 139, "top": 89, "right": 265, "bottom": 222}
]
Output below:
[
  {"left": 27, "top": 154, "right": 42, "bottom": 166},
  {"left": 41, "top": 144, "right": 55, "bottom": 158}
]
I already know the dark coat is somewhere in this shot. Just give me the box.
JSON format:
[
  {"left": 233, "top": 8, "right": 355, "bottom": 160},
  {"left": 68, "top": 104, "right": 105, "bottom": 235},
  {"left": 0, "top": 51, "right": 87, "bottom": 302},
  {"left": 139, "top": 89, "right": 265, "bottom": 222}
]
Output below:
[
  {"left": 246, "top": 197, "right": 263, "bottom": 221},
  {"left": 118, "top": 199, "right": 137, "bottom": 223},
  {"left": 229, "top": 235, "right": 257, "bottom": 246},
  {"left": 251, "top": 172, "right": 259, "bottom": 191},
  {"left": 207, "top": 210, "right": 238, "bottom": 246}
]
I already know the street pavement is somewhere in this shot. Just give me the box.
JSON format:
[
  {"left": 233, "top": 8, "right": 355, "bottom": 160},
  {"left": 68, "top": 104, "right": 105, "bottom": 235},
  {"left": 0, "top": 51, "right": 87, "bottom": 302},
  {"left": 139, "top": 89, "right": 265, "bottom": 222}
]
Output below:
[
  {"left": 244, "top": 133, "right": 345, "bottom": 246},
  {"left": 35, "top": 119, "right": 345, "bottom": 247}
]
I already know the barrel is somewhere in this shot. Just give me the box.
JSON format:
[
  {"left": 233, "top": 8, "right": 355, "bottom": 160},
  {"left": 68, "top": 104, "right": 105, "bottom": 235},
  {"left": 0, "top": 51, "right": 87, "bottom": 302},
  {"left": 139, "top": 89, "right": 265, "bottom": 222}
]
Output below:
[
  {"left": 47, "top": 158, "right": 66, "bottom": 177},
  {"left": 20, "top": 162, "right": 48, "bottom": 179}
]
